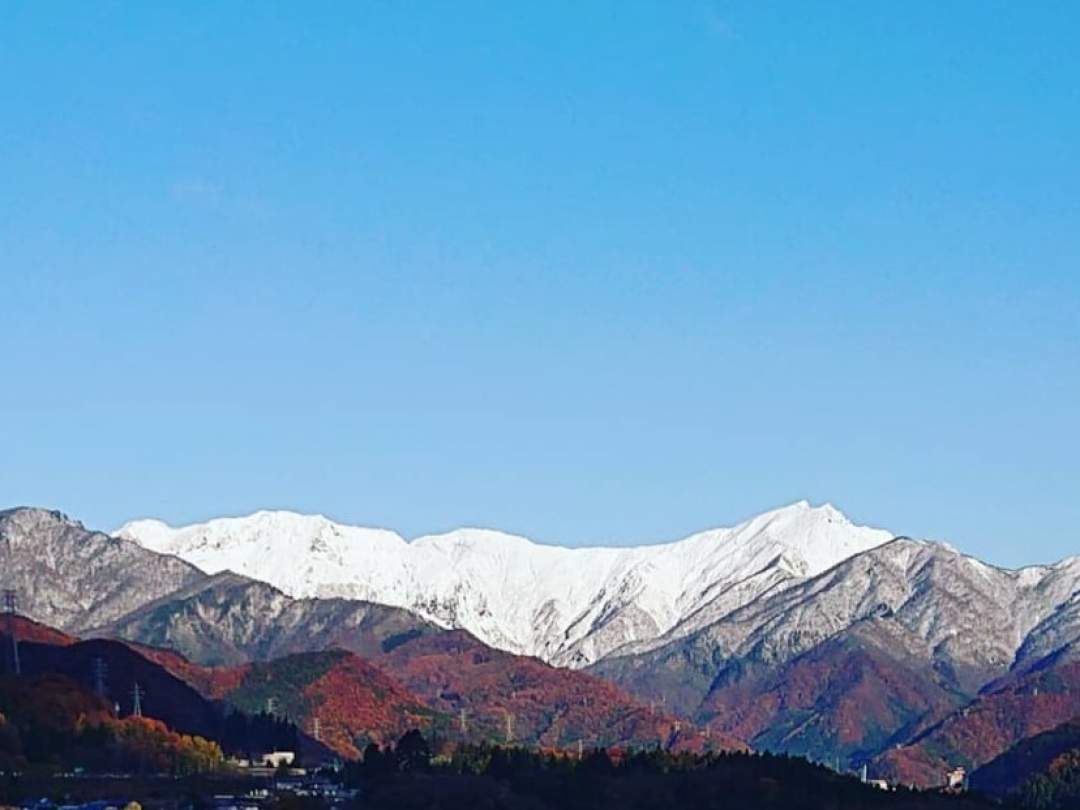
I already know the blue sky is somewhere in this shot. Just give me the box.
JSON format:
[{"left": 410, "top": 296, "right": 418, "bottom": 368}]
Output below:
[{"left": 2, "top": 3, "right": 1077, "bottom": 567}]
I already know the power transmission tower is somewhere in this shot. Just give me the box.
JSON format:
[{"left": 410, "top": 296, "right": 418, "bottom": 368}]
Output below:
[
  {"left": 3, "top": 590, "right": 20, "bottom": 676},
  {"left": 504, "top": 709, "right": 514, "bottom": 744},
  {"left": 266, "top": 697, "right": 278, "bottom": 716},
  {"left": 459, "top": 708, "right": 468, "bottom": 736},
  {"left": 92, "top": 657, "right": 108, "bottom": 698},
  {"left": 131, "top": 683, "right": 144, "bottom": 718},
  {"left": 313, "top": 717, "right": 321, "bottom": 742}
]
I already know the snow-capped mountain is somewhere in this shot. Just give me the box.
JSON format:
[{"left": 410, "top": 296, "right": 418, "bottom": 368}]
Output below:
[
  {"left": 597, "top": 537, "right": 1080, "bottom": 689},
  {"left": 11, "top": 500, "right": 1080, "bottom": 780},
  {"left": 590, "top": 535, "right": 1080, "bottom": 771},
  {"left": 114, "top": 500, "right": 893, "bottom": 666}
]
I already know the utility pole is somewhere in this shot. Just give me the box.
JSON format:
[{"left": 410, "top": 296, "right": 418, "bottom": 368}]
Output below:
[
  {"left": 577, "top": 739, "right": 584, "bottom": 758},
  {"left": 459, "top": 708, "right": 468, "bottom": 736},
  {"left": 504, "top": 710, "right": 514, "bottom": 744},
  {"left": 131, "top": 683, "right": 144, "bottom": 718},
  {"left": 313, "top": 717, "right": 321, "bottom": 742},
  {"left": 3, "top": 590, "right": 20, "bottom": 676},
  {"left": 92, "top": 657, "right": 108, "bottom": 698}
]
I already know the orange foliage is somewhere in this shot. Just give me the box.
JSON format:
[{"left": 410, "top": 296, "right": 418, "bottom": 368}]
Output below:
[
  {"left": 2, "top": 615, "right": 77, "bottom": 647},
  {"left": 702, "top": 636, "right": 964, "bottom": 768},
  {"left": 130, "top": 643, "right": 249, "bottom": 699},
  {"left": 300, "top": 652, "right": 436, "bottom": 758},
  {"left": 376, "top": 631, "right": 746, "bottom": 755},
  {"left": 876, "top": 661, "right": 1080, "bottom": 787},
  {"left": 100, "top": 714, "right": 224, "bottom": 773}
]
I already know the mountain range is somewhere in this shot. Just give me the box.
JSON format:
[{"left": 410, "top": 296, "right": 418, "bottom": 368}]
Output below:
[
  {"left": 115, "top": 501, "right": 892, "bottom": 667},
  {"left": 5, "top": 501, "right": 1080, "bottom": 788}
]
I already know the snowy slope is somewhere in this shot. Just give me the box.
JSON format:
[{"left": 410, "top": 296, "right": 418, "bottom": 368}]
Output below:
[
  {"left": 115, "top": 501, "right": 893, "bottom": 666},
  {"left": 591, "top": 537, "right": 1080, "bottom": 724}
]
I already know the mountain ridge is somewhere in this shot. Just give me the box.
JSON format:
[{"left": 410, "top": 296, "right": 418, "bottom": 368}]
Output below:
[{"left": 115, "top": 500, "right": 894, "bottom": 666}]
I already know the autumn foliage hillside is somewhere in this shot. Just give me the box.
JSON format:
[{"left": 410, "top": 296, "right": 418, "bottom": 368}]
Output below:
[
  {"left": 966, "top": 716, "right": 1080, "bottom": 807},
  {"left": 0, "top": 615, "right": 77, "bottom": 648},
  {"left": 0, "top": 623, "right": 304, "bottom": 760},
  {"left": 1, "top": 616, "right": 745, "bottom": 762},
  {"left": 0, "top": 673, "right": 222, "bottom": 773},
  {"left": 376, "top": 631, "right": 746, "bottom": 753},
  {"left": 125, "top": 641, "right": 248, "bottom": 699},
  {"left": 217, "top": 649, "right": 440, "bottom": 758},
  {"left": 119, "top": 627, "right": 747, "bottom": 760},
  {"left": 700, "top": 623, "right": 969, "bottom": 771},
  {"left": 874, "top": 659, "right": 1080, "bottom": 787}
]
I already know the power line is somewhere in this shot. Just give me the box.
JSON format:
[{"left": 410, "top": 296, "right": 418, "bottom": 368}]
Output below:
[
  {"left": 131, "top": 683, "right": 144, "bottom": 718},
  {"left": 3, "top": 590, "right": 20, "bottom": 676}
]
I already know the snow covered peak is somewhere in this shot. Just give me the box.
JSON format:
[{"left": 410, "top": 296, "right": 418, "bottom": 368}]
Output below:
[
  {"left": 414, "top": 527, "right": 542, "bottom": 554},
  {"left": 115, "top": 501, "right": 892, "bottom": 666}
]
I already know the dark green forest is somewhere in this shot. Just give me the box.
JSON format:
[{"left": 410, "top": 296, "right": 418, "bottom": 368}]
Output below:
[{"left": 344, "top": 733, "right": 998, "bottom": 810}]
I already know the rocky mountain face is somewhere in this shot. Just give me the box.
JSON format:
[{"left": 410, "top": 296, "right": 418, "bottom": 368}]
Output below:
[
  {"left": 590, "top": 538, "right": 1080, "bottom": 775},
  {"left": 0, "top": 508, "right": 440, "bottom": 666},
  {"left": 96, "top": 571, "right": 444, "bottom": 666},
  {"left": 695, "top": 620, "right": 970, "bottom": 769},
  {"left": 0, "top": 508, "right": 203, "bottom": 631},
  {"left": 115, "top": 501, "right": 893, "bottom": 667}
]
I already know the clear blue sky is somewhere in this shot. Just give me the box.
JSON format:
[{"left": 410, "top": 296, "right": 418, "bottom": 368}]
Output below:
[{"left": 2, "top": 3, "right": 1077, "bottom": 567}]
